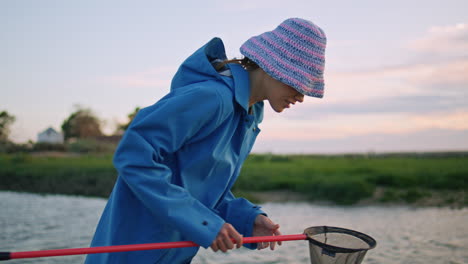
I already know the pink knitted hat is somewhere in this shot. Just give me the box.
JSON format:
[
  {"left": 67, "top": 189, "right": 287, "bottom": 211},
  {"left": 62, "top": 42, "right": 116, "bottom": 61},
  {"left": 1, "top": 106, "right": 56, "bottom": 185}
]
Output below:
[{"left": 240, "top": 18, "right": 326, "bottom": 98}]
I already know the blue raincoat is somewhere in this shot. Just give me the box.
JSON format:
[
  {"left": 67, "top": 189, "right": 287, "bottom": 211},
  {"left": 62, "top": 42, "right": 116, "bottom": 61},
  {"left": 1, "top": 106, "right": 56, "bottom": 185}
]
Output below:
[{"left": 85, "top": 38, "right": 265, "bottom": 264}]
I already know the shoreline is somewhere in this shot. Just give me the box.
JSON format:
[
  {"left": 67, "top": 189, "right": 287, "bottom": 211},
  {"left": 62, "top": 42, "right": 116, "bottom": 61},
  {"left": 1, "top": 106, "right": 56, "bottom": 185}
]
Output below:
[
  {"left": 240, "top": 189, "right": 467, "bottom": 208},
  {"left": 1, "top": 189, "right": 465, "bottom": 209}
]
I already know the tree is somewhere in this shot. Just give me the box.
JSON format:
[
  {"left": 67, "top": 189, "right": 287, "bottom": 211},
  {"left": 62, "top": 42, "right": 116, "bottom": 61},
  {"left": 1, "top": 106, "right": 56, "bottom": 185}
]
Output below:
[
  {"left": 0, "top": 111, "right": 15, "bottom": 143},
  {"left": 61, "top": 107, "right": 103, "bottom": 140},
  {"left": 118, "top": 107, "right": 140, "bottom": 133}
]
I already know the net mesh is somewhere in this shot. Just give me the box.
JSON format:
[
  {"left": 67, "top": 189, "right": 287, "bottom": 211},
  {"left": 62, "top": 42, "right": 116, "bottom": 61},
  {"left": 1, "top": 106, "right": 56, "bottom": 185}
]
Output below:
[{"left": 304, "top": 226, "right": 376, "bottom": 264}]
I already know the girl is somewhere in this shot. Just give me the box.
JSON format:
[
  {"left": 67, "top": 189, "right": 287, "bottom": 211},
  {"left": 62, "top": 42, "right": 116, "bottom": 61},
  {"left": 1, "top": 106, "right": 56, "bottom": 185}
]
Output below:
[{"left": 85, "top": 17, "right": 326, "bottom": 264}]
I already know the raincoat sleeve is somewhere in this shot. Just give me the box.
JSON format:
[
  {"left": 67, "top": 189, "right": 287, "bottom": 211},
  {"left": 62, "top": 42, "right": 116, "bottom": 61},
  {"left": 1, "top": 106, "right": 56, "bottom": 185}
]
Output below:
[
  {"left": 113, "top": 85, "right": 229, "bottom": 248},
  {"left": 215, "top": 191, "right": 266, "bottom": 249}
]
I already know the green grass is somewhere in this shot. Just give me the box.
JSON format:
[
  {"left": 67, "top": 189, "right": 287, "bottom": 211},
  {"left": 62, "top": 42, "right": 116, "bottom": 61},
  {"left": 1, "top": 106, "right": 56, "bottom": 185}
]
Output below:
[
  {"left": 0, "top": 153, "right": 116, "bottom": 197},
  {"left": 1, "top": 152, "right": 467, "bottom": 205},
  {"left": 234, "top": 153, "right": 468, "bottom": 204}
]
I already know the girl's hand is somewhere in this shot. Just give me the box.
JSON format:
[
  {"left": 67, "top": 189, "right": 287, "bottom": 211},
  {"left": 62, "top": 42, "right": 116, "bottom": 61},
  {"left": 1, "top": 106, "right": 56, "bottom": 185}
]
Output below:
[
  {"left": 252, "top": 214, "right": 282, "bottom": 250},
  {"left": 210, "top": 223, "right": 243, "bottom": 252}
]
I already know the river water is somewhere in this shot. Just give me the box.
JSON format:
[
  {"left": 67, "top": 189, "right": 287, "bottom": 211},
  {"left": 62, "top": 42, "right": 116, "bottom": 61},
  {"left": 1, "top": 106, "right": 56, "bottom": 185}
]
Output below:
[{"left": 0, "top": 191, "right": 467, "bottom": 264}]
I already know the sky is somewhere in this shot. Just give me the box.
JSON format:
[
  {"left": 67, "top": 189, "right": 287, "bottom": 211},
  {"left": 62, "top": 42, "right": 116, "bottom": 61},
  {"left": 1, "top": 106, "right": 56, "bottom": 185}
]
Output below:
[{"left": 1, "top": 0, "right": 467, "bottom": 154}]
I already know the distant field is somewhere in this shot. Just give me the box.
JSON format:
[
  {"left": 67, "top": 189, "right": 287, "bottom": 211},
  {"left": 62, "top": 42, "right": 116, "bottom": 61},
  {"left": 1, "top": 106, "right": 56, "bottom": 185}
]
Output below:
[
  {"left": 1, "top": 152, "right": 467, "bottom": 206},
  {"left": 236, "top": 153, "right": 468, "bottom": 205},
  {"left": 0, "top": 153, "right": 116, "bottom": 197}
]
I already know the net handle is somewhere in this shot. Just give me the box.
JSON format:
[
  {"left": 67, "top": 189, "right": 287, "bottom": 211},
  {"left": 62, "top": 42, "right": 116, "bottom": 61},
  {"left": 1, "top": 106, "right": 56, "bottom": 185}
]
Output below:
[{"left": 0, "top": 234, "right": 307, "bottom": 261}]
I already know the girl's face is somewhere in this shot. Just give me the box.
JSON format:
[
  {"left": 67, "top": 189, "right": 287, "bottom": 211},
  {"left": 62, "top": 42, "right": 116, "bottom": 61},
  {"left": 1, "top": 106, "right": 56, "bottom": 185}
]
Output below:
[{"left": 264, "top": 74, "right": 304, "bottom": 113}]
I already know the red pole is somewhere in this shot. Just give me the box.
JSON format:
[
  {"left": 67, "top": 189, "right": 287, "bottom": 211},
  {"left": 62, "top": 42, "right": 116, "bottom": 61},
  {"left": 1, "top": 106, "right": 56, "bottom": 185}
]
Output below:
[{"left": 1, "top": 234, "right": 307, "bottom": 261}]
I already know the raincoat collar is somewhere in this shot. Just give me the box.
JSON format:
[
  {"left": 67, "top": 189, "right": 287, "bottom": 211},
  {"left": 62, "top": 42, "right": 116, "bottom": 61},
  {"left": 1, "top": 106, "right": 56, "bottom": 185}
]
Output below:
[{"left": 228, "top": 63, "right": 251, "bottom": 113}]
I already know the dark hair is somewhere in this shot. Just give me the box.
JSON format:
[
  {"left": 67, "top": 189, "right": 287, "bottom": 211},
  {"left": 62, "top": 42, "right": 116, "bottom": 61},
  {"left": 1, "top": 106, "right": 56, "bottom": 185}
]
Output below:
[{"left": 214, "top": 57, "right": 259, "bottom": 71}]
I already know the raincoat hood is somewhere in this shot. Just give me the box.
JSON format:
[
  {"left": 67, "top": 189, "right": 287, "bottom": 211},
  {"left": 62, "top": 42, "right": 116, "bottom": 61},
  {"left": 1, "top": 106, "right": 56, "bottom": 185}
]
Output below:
[
  {"left": 171, "top": 37, "right": 229, "bottom": 90},
  {"left": 169, "top": 38, "right": 255, "bottom": 114}
]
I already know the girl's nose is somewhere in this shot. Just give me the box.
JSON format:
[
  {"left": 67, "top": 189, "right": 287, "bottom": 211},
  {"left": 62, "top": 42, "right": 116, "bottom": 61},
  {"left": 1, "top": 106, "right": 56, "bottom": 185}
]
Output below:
[{"left": 295, "top": 93, "right": 304, "bottom": 103}]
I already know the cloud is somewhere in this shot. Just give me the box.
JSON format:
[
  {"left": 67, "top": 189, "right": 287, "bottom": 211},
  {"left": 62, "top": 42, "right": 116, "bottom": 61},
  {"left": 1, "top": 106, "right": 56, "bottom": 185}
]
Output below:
[
  {"left": 253, "top": 128, "right": 468, "bottom": 154},
  {"left": 409, "top": 23, "right": 468, "bottom": 56},
  {"left": 404, "top": 59, "right": 468, "bottom": 88},
  {"left": 319, "top": 22, "right": 468, "bottom": 105},
  {"left": 281, "top": 93, "right": 467, "bottom": 120},
  {"left": 323, "top": 57, "right": 468, "bottom": 104},
  {"left": 259, "top": 109, "right": 468, "bottom": 141}
]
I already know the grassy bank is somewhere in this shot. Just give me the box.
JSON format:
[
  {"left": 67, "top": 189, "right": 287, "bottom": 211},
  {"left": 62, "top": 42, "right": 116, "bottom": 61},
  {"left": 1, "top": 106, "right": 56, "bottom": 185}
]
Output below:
[
  {"left": 0, "top": 153, "right": 116, "bottom": 197},
  {"left": 1, "top": 152, "right": 467, "bottom": 206},
  {"left": 235, "top": 153, "right": 467, "bottom": 206}
]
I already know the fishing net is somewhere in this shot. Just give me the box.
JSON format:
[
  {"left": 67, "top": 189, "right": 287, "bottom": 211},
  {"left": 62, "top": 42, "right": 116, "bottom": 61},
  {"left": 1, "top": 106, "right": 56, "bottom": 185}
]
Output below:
[{"left": 304, "top": 226, "right": 376, "bottom": 264}]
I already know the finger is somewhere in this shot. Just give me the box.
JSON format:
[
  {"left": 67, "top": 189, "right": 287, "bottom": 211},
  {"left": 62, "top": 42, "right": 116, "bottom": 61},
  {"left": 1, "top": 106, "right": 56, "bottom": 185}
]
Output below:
[
  {"left": 217, "top": 237, "right": 228, "bottom": 252},
  {"left": 211, "top": 242, "right": 219, "bottom": 252},
  {"left": 228, "top": 231, "right": 243, "bottom": 249},
  {"left": 258, "top": 242, "right": 268, "bottom": 250},
  {"left": 271, "top": 223, "right": 280, "bottom": 230},
  {"left": 232, "top": 234, "right": 243, "bottom": 249},
  {"left": 274, "top": 227, "right": 283, "bottom": 246},
  {"left": 223, "top": 235, "right": 234, "bottom": 250},
  {"left": 217, "top": 224, "right": 235, "bottom": 252},
  {"left": 262, "top": 217, "right": 277, "bottom": 229},
  {"left": 225, "top": 223, "right": 242, "bottom": 249}
]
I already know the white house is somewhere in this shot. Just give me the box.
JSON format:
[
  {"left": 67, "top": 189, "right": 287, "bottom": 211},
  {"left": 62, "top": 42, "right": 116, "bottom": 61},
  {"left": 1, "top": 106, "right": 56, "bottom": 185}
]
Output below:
[{"left": 37, "top": 127, "right": 64, "bottom": 144}]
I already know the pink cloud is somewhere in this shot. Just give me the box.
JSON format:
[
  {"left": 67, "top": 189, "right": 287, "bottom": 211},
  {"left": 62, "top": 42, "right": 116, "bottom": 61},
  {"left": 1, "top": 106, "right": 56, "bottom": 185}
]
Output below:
[
  {"left": 259, "top": 110, "right": 468, "bottom": 141},
  {"left": 409, "top": 23, "right": 468, "bottom": 55}
]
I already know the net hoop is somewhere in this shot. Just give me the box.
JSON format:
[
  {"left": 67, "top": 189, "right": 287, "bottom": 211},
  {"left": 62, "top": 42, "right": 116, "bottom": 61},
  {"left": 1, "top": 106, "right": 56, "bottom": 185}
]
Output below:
[{"left": 304, "top": 226, "right": 376, "bottom": 254}]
